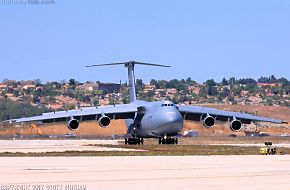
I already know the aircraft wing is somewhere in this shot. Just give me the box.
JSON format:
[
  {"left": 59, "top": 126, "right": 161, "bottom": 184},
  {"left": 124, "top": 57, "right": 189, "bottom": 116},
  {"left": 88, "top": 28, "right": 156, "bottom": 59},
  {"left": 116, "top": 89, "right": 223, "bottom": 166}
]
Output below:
[
  {"left": 177, "top": 105, "right": 288, "bottom": 124},
  {"left": 5, "top": 104, "right": 138, "bottom": 124}
]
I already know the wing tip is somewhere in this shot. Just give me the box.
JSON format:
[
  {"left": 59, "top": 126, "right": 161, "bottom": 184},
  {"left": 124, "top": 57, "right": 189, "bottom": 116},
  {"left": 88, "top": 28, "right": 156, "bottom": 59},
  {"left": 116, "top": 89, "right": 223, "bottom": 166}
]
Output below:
[{"left": 3, "top": 119, "right": 16, "bottom": 124}]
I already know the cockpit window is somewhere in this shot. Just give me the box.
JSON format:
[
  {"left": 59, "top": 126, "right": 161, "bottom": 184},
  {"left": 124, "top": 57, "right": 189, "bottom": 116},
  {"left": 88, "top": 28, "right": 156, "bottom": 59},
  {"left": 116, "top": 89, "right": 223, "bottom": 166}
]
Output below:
[{"left": 161, "top": 104, "right": 174, "bottom": 107}]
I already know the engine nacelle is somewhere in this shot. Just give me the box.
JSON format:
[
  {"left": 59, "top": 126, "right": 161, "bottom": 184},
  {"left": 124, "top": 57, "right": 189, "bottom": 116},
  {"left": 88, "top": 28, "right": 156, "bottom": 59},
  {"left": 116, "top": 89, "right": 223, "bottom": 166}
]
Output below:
[
  {"left": 203, "top": 115, "right": 215, "bottom": 128},
  {"left": 230, "top": 120, "right": 242, "bottom": 131},
  {"left": 67, "top": 119, "right": 80, "bottom": 131},
  {"left": 98, "top": 115, "right": 111, "bottom": 128}
]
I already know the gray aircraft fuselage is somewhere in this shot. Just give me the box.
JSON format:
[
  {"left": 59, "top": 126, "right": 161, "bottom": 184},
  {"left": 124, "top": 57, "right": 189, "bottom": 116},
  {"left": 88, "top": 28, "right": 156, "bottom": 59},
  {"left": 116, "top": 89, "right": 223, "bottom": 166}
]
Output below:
[{"left": 125, "top": 100, "right": 184, "bottom": 138}]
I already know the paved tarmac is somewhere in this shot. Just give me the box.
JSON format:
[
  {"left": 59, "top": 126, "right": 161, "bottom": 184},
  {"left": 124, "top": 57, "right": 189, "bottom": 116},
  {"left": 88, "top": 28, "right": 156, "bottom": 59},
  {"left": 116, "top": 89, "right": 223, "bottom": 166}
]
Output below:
[
  {"left": 0, "top": 140, "right": 141, "bottom": 153},
  {"left": 0, "top": 155, "right": 289, "bottom": 190}
]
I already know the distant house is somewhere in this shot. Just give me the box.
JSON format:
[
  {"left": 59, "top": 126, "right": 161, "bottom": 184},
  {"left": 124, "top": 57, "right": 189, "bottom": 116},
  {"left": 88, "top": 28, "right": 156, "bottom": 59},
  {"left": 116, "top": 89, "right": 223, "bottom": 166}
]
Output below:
[
  {"left": 76, "top": 83, "right": 120, "bottom": 93},
  {"left": 55, "top": 95, "right": 77, "bottom": 105},
  {"left": 76, "top": 83, "right": 98, "bottom": 91},
  {"left": 97, "top": 83, "right": 121, "bottom": 93},
  {"left": 241, "top": 90, "right": 249, "bottom": 96},
  {"left": 79, "top": 102, "right": 92, "bottom": 108},
  {"left": 166, "top": 88, "right": 177, "bottom": 95},
  {"left": 48, "top": 103, "right": 63, "bottom": 110},
  {"left": 0, "top": 84, "right": 8, "bottom": 90},
  {"left": 188, "top": 86, "right": 200, "bottom": 94},
  {"left": 99, "top": 98, "right": 110, "bottom": 106},
  {"left": 248, "top": 96, "right": 262, "bottom": 104},
  {"left": 257, "top": 83, "right": 277, "bottom": 87},
  {"left": 5, "top": 93, "right": 22, "bottom": 102},
  {"left": 23, "top": 84, "right": 36, "bottom": 90},
  {"left": 5, "top": 93, "right": 15, "bottom": 98},
  {"left": 144, "top": 84, "right": 156, "bottom": 91}
]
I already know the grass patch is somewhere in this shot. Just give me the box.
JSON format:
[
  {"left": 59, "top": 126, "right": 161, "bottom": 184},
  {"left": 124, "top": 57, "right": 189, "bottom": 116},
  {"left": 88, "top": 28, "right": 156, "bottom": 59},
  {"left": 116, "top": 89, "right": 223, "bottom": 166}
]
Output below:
[{"left": 0, "top": 144, "right": 289, "bottom": 157}]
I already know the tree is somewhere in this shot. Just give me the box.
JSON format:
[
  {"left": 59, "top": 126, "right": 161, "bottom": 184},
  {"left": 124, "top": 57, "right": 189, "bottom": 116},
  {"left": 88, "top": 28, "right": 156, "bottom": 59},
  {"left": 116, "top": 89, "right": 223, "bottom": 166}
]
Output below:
[
  {"left": 0, "top": 99, "right": 49, "bottom": 121},
  {"left": 92, "top": 98, "right": 99, "bottom": 106},
  {"left": 269, "top": 75, "right": 277, "bottom": 83},
  {"left": 69, "top": 79, "right": 76, "bottom": 86},
  {"left": 281, "top": 78, "right": 289, "bottom": 88},
  {"left": 34, "top": 79, "right": 42, "bottom": 86},
  {"left": 68, "top": 79, "right": 78, "bottom": 90},
  {"left": 186, "top": 77, "right": 196, "bottom": 86},
  {"left": 207, "top": 86, "right": 218, "bottom": 96},
  {"left": 146, "top": 91, "right": 155, "bottom": 98},
  {"left": 229, "top": 77, "right": 236, "bottom": 85},
  {"left": 150, "top": 79, "right": 158, "bottom": 87},
  {"left": 220, "top": 87, "right": 230, "bottom": 98},
  {"left": 122, "top": 98, "right": 129, "bottom": 104},
  {"left": 228, "top": 95, "right": 235, "bottom": 102},
  {"left": 136, "top": 79, "right": 144, "bottom": 92},
  {"left": 221, "top": 78, "right": 228, "bottom": 86},
  {"left": 205, "top": 79, "right": 216, "bottom": 87}
]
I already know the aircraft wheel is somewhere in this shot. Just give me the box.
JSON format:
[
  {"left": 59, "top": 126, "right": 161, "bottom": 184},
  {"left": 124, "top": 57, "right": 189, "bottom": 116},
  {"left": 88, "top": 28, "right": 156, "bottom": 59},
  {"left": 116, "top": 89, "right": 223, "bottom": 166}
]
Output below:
[{"left": 125, "top": 138, "right": 128, "bottom": 145}]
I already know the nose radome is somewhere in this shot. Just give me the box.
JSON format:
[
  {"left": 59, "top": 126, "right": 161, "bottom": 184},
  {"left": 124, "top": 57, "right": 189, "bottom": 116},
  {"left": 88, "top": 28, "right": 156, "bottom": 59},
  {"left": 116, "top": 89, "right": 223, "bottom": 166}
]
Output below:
[
  {"left": 165, "top": 112, "right": 183, "bottom": 123},
  {"left": 162, "top": 111, "right": 183, "bottom": 130},
  {"left": 148, "top": 111, "right": 183, "bottom": 137}
]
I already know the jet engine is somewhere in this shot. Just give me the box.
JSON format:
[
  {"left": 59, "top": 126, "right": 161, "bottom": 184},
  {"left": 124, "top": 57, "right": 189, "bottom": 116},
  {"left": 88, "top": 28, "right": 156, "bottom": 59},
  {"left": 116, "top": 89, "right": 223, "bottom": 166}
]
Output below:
[
  {"left": 98, "top": 115, "right": 111, "bottom": 128},
  {"left": 230, "top": 119, "right": 242, "bottom": 131},
  {"left": 203, "top": 115, "right": 215, "bottom": 128},
  {"left": 67, "top": 119, "right": 80, "bottom": 131}
]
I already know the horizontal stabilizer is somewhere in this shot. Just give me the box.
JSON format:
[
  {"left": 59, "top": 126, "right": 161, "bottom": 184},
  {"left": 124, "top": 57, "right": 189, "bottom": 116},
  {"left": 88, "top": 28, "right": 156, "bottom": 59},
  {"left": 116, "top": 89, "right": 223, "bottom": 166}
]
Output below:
[
  {"left": 86, "top": 60, "right": 170, "bottom": 103},
  {"left": 86, "top": 60, "right": 171, "bottom": 68}
]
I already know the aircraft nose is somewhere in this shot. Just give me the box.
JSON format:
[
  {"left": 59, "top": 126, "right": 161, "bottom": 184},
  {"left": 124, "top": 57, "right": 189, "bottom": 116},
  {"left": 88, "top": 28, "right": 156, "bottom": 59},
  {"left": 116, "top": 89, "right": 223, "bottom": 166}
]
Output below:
[
  {"left": 165, "top": 112, "right": 183, "bottom": 123},
  {"left": 161, "top": 111, "right": 183, "bottom": 132}
]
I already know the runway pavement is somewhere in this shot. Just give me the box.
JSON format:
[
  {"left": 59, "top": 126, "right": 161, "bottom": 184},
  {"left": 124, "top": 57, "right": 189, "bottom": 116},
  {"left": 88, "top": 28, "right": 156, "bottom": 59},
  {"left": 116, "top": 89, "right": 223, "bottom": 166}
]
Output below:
[
  {"left": 0, "top": 155, "right": 289, "bottom": 190},
  {"left": 0, "top": 140, "right": 141, "bottom": 153}
]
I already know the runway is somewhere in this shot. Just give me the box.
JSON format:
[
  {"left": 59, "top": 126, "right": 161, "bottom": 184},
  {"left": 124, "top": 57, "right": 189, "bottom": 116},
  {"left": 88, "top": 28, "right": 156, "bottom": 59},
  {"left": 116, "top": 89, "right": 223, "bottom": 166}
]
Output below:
[
  {"left": 0, "top": 155, "right": 289, "bottom": 190},
  {"left": 0, "top": 140, "right": 141, "bottom": 153}
]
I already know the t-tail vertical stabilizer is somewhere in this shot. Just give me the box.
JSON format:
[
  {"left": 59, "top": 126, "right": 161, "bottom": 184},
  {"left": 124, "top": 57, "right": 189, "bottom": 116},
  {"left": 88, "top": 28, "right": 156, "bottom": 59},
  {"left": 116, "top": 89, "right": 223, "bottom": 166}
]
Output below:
[{"left": 87, "top": 61, "right": 170, "bottom": 103}]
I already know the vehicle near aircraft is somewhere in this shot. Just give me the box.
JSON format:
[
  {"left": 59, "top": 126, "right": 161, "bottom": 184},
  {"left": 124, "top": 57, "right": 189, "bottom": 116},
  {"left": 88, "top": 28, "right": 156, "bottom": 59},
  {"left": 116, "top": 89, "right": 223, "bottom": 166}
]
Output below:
[{"left": 5, "top": 61, "right": 288, "bottom": 145}]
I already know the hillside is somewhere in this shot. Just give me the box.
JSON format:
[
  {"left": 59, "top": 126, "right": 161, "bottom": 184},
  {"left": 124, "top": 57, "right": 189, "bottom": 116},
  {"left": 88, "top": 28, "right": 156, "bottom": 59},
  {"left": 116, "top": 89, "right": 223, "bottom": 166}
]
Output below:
[{"left": 0, "top": 76, "right": 289, "bottom": 122}]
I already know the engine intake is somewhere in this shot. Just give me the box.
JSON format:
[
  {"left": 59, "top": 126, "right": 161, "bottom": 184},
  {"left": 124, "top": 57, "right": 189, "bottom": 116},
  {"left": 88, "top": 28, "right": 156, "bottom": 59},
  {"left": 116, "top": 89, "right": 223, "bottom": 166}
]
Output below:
[
  {"left": 203, "top": 115, "right": 215, "bottom": 128},
  {"left": 98, "top": 115, "right": 111, "bottom": 128},
  {"left": 230, "top": 120, "right": 242, "bottom": 131},
  {"left": 67, "top": 119, "right": 80, "bottom": 131}
]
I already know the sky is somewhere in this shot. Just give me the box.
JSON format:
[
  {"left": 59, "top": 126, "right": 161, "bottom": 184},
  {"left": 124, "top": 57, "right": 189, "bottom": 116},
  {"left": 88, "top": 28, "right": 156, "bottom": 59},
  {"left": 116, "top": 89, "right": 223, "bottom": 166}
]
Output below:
[{"left": 0, "top": 0, "right": 289, "bottom": 84}]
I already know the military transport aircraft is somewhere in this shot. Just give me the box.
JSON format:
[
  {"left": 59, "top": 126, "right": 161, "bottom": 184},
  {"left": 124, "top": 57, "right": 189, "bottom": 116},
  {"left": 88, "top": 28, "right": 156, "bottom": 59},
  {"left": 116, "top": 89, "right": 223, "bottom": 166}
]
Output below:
[{"left": 5, "top": 61, "right": 288, "bottom": 144}]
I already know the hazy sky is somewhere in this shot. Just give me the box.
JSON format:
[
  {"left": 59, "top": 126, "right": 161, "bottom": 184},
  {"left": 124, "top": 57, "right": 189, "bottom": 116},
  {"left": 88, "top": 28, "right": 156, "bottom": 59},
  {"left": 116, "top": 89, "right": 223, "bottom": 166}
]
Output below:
[{"left": 0, "top": 0, "right": 289, "bottom": 83}]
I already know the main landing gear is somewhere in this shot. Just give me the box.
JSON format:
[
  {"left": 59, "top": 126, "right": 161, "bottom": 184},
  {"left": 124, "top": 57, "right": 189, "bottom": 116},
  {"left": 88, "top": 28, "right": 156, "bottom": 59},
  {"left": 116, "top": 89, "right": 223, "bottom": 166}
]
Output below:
[
  {"left": 158, "top": 137, "right": 178, "bottom": 144},
  {"left": 125, "top": 137, "right": 144, "bottom": 145}
]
